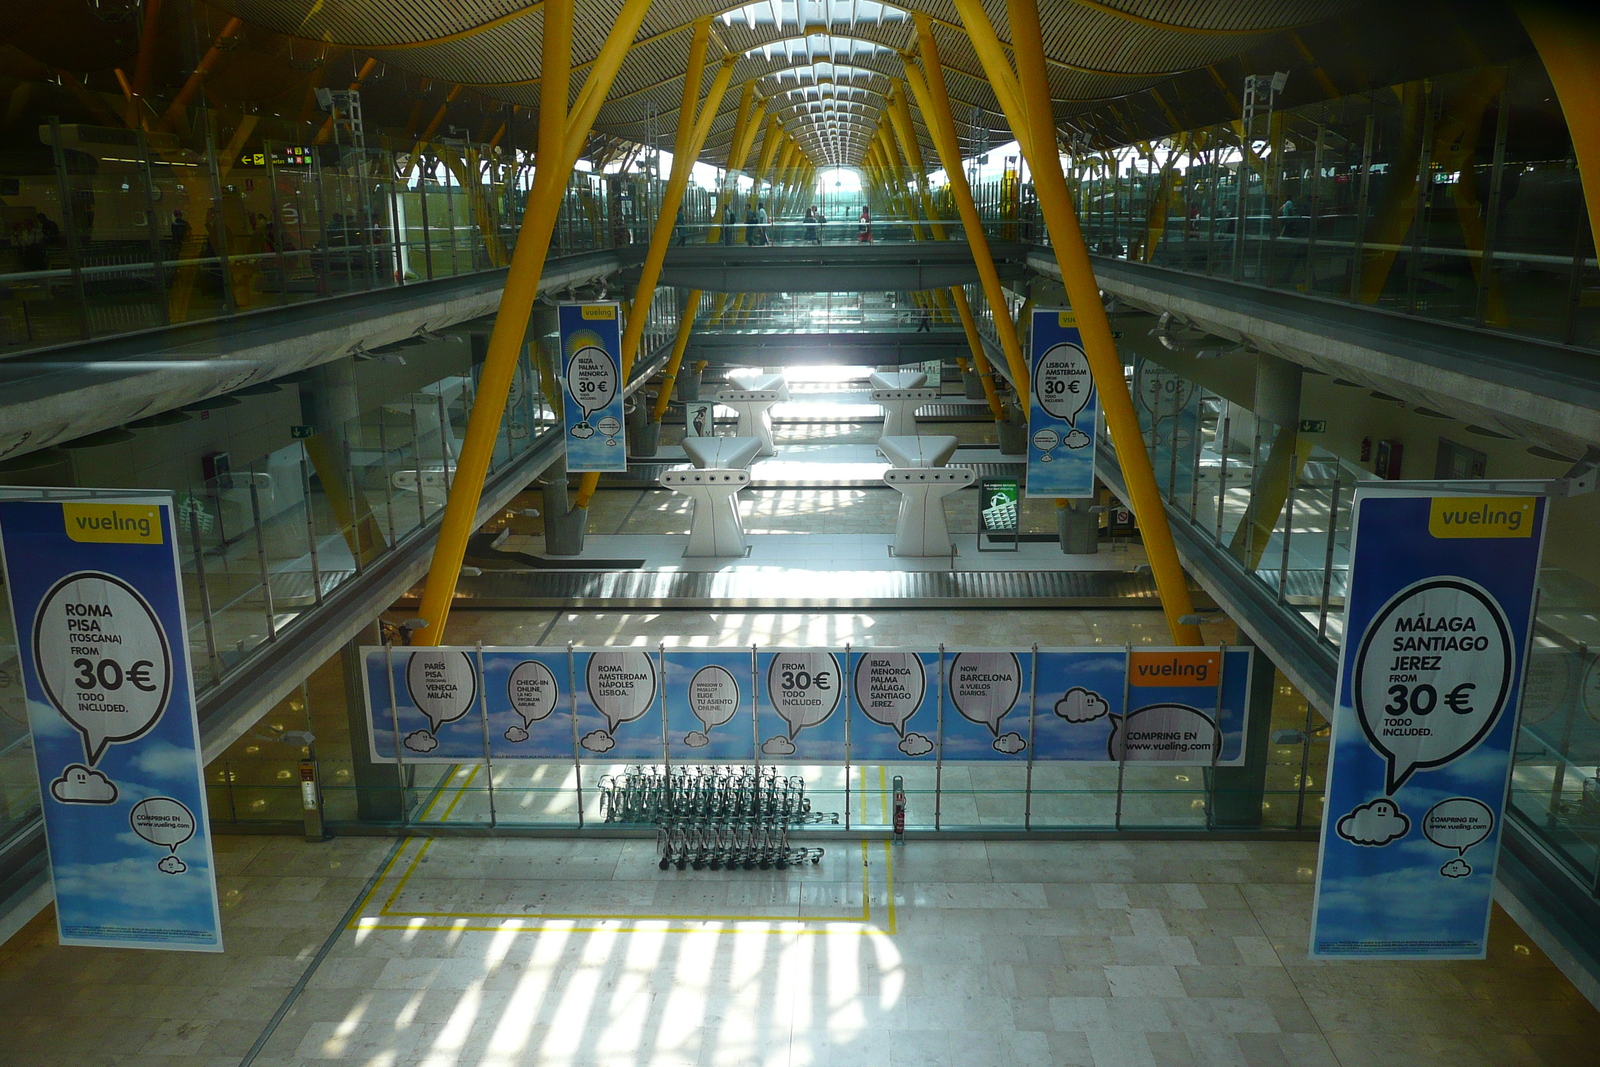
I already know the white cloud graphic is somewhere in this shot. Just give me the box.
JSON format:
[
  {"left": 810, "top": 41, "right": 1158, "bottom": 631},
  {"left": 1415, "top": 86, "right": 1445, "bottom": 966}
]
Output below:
[
  {"left": 1054, "top": 687, "right": 1109, "bottom": 723},
  {"left": 761, "top": 735, "right": 797, "bottom": 756},
  {"left": 1336, "top": 798, "right": 1410, "bottom": 846},
  {"left": 132, "top": 742, "right": 200, "bottom": 780},
  {"left": 580, "top": 729, "right": 616, "bottom": 753},
  {"left": 897, "top": 732, "right": 934, "bottom": 756},
  {"left": 1063, "top": 428, "right": 1091, "bottom": 449},
  {"left": 402, "top": 730, "right": 439, "bottom": 753},
  {"left": 157, "top": 855, "right": 188, "bottom": 875},
  {"left": 51, "top": 764, "right": 117, "bottom": 804},
  {"left": 992, "top": 731, "right": 1027, "bottom": 755},
  {"left": 1440, "top": 858, "right": 1472, "bottom": 878},
  {"left": 503, "top": 725, "right": 529, "bottom": 743},
  {"left": 570, "top": 423, "right": 595, "bottom": 439},
  {"left": 684, "top": 731, "right": 710, "bottom": 748}
]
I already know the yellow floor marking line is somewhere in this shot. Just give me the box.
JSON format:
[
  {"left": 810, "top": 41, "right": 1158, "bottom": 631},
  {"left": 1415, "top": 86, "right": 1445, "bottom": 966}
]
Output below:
[
  {"left": 416, "top": 763, "right": 466, "bottom": 822},
  {"left": 437, "top": 764, "right": 481, "bottom": 821},
  {"left": 350, "top": 837, "right": 894, "bottom": 935}
]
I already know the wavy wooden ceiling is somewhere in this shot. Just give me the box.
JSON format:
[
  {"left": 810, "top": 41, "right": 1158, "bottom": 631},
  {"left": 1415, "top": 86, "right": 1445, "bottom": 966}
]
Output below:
[{"left": 216, "top": 0, "right": 1357, "bottom": 166}]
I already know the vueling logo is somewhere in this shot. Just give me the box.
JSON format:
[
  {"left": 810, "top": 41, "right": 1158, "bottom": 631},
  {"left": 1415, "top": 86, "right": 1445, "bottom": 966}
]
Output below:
[
  {"left": 62, "top": 503, "right": 162, "bottom": 544},
  {"left": 1428, "top": 496, "right": 1534, "bottom": 539}
]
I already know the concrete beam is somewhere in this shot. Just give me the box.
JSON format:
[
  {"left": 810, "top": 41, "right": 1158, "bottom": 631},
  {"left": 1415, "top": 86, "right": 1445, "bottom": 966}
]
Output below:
[
  {"left": 659, "top": 242, "right": 1029, "bottom": 293},
  {"left": 0, "top": 250, "right": 623, "bottom": 462},
  {"left": 1033, "top": 252, "right": 1600, "bottom": 456}
]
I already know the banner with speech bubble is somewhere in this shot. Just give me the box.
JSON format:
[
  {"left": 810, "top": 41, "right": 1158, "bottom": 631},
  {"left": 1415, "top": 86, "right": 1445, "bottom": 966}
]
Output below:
[
  {"left": 1311, "top": 489, "right": 1547, "bottom": 959},
  {"left": 664, "top": 650, "right": 755, "bottom": 761},
  {"left": 1026, "top": 309, "right": 1098, "bottom": 498},
  {"left": 758, "top": 650, "right": 847, "bottom": 761},
  {"left": 0, "top": 493, "right": 222, "bottom": 951},
  {"left": 1132, "top": 355, "right": 1201, "bottom": 502},
  {"left": 848, "top": 650, "right": 940, "bottom": 760},
  {"left": 559, "top": 302, "right": 627, "bottom": 473},
  {"left": 362, "top": 645, "right": 1253, "bottom": 768}
]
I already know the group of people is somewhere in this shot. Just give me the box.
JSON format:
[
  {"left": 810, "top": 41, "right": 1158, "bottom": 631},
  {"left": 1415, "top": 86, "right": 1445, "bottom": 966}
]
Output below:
[{"left": 669, "top": 202, "right": 876, "bottom": 245}]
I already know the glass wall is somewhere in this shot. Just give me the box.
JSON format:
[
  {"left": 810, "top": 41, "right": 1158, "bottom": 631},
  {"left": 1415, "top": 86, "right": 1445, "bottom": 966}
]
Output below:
[
  {"left": 1055, "top": 343, "right": 1600, "bottom": 897},
  {"left": 200, "top": 627, "right": 1325, "bottom": 838},
  {"left": 0, "top": 286, "right": 685, "bottom": 858},
  {"left": 971, "top": 57, "right": 1597, "bottom": 353},
  {"left": 0, "top": 101, "right": 639, "bottom": 354}
]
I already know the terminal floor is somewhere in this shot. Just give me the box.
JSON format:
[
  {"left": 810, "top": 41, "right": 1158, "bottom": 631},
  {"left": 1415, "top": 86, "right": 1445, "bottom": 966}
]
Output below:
[{"left": 2, "top": 835, "right": 1594, "bottom": 1067}]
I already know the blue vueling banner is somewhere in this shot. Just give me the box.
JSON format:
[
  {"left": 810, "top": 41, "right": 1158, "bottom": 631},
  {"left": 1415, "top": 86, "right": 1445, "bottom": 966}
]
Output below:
[
  {"left": 1026, "top": 308, "right": 1097, "bottom": 498},
  {"left": 0, "top": 493, "right": 222, "bottom": 951},
  {"left": 1310, "top": 489, "right": 1546, "bottom": 959},
  {"left": 559, "top": 302, "right": 627, "bottom": 472}
]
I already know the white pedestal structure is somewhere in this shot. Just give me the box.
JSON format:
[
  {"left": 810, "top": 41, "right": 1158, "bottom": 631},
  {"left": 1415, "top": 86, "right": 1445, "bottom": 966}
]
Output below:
[
  {"left": 871, "top": 388, "right": 942, "bottom": 439},
  {"left": 869, "top": 370, "right": 928, "bottom": 391},
  {"left": 879, "top": 435, "right": 959, "bottom": 468},
  {"left": 725, "top": 370, "right": 787, "bottom": 393},
  {"left": 715, "top": 387, "right": 786, "bottom": 456},
  {"left": 662, "top": 467, "right": 751, "bottom": 557},
  {"left": 682, "top": 435, "right": 763, "bottom": 470},
  {"left": 884, "top": 466, "right": 975, "bottom": 556}
]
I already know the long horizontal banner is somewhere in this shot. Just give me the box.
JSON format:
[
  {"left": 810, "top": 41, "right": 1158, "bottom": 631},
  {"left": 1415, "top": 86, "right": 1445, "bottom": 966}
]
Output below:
[{"left": 362, "top": 645, "right": 1253, "bottom": 766}]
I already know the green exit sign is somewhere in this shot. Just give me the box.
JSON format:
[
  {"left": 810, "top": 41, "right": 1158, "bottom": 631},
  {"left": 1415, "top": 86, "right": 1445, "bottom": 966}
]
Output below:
[
  {"left": 291, "top": 425, "right": 315, "bottom": 439},
  {"left": 1299, "top": 419, "right": 1327, "bottom": 433}
]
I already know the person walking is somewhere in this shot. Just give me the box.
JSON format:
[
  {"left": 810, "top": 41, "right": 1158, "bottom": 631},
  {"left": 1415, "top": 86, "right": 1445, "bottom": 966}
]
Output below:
[
  {"left": 857, "top": 205, "right": 872, "bottom": 243},
  {"left": 721, "top": 202, "right": 736, "bottom": 245},
  {"left": 803, "top": 205, "right": 820, "bottom": 244}
]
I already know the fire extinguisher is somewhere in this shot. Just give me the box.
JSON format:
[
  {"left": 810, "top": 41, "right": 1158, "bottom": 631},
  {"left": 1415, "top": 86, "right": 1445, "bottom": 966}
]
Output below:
[{"left": 892, "top": 775, "right": 906, "bottom": 842}]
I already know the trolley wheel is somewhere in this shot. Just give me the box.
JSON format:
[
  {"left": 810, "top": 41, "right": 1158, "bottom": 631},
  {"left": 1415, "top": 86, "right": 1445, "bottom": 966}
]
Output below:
[
  {"left": 811, "top": 855, "right": 821, "bottom": 865},
  {"left": 658, "top": 857, "right": 670, "bottom": 871},
  {"left": 676, "top": 859, "right": 687, "bottom": 871},
  {"left": 775, "top": 858, "right": 788, "bottom": 870}
]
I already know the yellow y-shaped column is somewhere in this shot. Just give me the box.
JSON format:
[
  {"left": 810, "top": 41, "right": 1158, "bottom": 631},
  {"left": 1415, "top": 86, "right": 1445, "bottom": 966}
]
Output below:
[
  {"left": 413, "top": 0, "right": 653, "bottom": 643},
  {"left": 1518, "top": 5, "right": 1600, "bottom": 245},
  {"left": 901, "top": 24, "right": 1029, "bottom": 396},
  {"left": 652, "top": 82, "right": 766, "bottom": 424},
  {"left": 883, "top": 84, "right": 1005, "bottom": 420},
  {"left": 574, "top": 32, "right": 737, "bottom": 510},
  {"left": 952, "top": 0, "right": 1200, "bottom": 644}
]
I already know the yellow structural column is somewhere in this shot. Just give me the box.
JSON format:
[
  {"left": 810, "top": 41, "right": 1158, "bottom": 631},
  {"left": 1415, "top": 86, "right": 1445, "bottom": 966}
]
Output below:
[
  {"left": 652, "top": 83, "right": 767, "bottom": 425},
  {"left": 413, "top": 0, "right": 651, "bottom": 644},
  {"left": 901, "top": 35, "right": 1029, "bottom": 395},
  {"left": 1517, "top": 5, "right": 1600, "bottom": 263},
  {"left": 884, "top": 83, "right": 976, "bottom": 338},
  {"left": 574, "top": 40, "right": 737, "bottom": 509},
  {"left": 952, "top": 0, "right": 1200, "bottom": 644}
]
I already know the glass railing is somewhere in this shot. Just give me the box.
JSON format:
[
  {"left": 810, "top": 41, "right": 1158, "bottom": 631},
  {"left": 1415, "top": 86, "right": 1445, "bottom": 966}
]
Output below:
[
  {"left": 0, "top": 283, "right": 686, "bottom": 855},
  {"left": 668, "top": 214, "right": 971, "bottom": 247},
  {"left": 202, "top": 643, "right": 1324, "bottom": 838},
  {"left": 689, "top": 290, "right": 970, "bottom": 332},
  {"left": 0, "top": 103, "right": 640, "bottom": 355},
  {"left": 1077, "top": 350, "right": 1600, "bottom": 898},
  {"left": 972, "top": 58, "right": 1597, "bottom": 352}
]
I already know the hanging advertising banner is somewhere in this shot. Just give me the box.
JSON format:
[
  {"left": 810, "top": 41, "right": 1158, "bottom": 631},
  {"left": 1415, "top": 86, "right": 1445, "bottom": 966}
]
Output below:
[
  {"left": 0, "top": 493, "right": 222, "bottom": 951},
  {"left": 1026, "top": 308, "right": 1097, "bottom": 498},
  {"left": 1133, "top": 355, "right": 1201, "bottom": 501},
  {"left": 362, "top": 645, "right": 1252, "bottom": 766},
  {"left": 559, "top": 302, "right": 627, "bottom": 472},
  {"left": 1311, "top": 490, "right": 1547, "bottom": 959}
]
